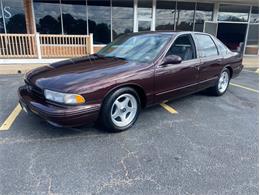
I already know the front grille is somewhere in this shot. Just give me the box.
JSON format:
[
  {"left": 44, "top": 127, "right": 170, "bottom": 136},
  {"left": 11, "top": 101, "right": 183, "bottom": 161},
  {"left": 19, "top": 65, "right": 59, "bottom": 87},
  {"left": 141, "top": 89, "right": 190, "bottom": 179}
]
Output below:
[{"left": 25, "top": 80, "right": 44, "bottom": 99}]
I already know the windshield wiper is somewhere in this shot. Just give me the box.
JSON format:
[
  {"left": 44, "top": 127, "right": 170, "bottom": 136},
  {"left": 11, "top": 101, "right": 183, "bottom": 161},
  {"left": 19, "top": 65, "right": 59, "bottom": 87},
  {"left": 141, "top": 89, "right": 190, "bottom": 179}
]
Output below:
[{"left": 93, "top": 53, "right": 105, "bottom": 58}]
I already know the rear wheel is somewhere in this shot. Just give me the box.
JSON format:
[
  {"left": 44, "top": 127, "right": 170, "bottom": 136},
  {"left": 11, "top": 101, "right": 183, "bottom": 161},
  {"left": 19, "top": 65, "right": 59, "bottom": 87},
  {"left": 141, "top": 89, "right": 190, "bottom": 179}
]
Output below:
[
  {"left": 209, "top": 68, "right": 230, "bottom": 96},
  {"left": 100, "top": 87, "right": 141, "bottom": 132}
]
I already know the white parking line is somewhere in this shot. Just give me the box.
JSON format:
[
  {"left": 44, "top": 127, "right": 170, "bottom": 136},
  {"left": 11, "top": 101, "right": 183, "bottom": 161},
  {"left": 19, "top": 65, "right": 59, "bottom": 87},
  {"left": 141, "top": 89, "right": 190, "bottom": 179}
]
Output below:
[{"left": 230, "top": 83, "right": 259, "bottom": 93}]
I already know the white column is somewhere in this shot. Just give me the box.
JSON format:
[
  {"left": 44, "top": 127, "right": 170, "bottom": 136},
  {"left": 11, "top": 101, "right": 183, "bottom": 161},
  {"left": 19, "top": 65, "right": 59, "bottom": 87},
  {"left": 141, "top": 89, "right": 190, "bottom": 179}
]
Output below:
[
  {"left": 133, "top": 0, "right": 138, "bottom": 32},
  {"left": 213, "top": 2, "right": 219, "bottom": 22},
  {"left": 151, "top": 0, "right": 156, "bottom": 31},
  {"left": 243, "top": 6, "right": 252, "bottom": 56},
  {"left": 110, "top": 0, "right": 113, "bottom": 41},
  {"left": 59, "top": 0, "right": 64, "bottom": 34},
  {"left": 89, "top": 33, "right": 94, "bottom": 54},
  {"left": 35, "top": 33, "right": 42, "bottom": 59}
]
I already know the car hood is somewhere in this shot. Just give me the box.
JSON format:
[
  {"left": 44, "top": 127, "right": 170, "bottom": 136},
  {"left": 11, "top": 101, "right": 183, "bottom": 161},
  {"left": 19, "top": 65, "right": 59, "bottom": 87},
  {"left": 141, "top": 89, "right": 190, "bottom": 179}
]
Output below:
[{"left": 26, "top": 55, "right": 139, "bottom": 93}]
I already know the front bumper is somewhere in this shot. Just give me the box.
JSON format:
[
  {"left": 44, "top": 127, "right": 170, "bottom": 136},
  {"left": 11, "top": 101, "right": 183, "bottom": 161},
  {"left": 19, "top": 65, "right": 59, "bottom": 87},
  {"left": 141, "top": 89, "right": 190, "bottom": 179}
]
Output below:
[{"left": 18, "top": 86, "right": 100, "bottom": 127}]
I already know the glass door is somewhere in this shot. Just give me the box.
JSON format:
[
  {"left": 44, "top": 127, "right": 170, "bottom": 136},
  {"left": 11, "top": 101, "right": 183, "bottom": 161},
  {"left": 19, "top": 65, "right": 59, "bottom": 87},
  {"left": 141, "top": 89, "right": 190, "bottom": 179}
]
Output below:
[{"left": 137, "top": 0, "right": 153, "bottom": 31}]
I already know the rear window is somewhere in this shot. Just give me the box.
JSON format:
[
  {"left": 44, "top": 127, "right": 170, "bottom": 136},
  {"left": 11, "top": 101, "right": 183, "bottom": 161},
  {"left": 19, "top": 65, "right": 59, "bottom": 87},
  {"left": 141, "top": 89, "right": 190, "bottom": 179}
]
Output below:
[
  {"left": 213, "top": 37, "right": 230, "bottom": 55},
  {"left": 195, "top": 34, "right": 219, "bottom": 58}
]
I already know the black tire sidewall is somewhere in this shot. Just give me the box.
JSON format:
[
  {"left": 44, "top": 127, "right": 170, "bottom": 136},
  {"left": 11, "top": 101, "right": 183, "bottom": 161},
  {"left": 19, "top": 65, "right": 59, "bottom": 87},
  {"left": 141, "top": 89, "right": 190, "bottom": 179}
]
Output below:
[{"left": 101, "top": 87, "right": 141, "bottom": 132}]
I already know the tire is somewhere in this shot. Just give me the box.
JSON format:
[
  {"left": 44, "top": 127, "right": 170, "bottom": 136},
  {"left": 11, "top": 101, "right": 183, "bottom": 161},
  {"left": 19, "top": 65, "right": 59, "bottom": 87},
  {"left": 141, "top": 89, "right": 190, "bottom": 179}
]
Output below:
[
  {"left": 208, "top": 68, "right": 230, "bottom": 96},
  {"left": 100, "top": 87, "right": 141, "bottom": 132}
]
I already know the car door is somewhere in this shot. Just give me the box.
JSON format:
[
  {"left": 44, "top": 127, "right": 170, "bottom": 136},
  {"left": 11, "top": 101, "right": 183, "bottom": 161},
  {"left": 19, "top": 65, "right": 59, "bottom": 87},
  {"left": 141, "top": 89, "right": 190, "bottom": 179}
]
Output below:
[
  {"left": 154, "top": 34, "right": 200, "bottom": 102},
  {"left": 193, "top": 33, "right": 223, "bottom": 89}
]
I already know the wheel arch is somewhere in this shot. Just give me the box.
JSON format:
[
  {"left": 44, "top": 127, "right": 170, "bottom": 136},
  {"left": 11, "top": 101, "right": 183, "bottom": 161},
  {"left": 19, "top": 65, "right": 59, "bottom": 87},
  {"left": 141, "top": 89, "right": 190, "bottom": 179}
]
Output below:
[
  {"left": 103, "top": 83, "right": 147, "bottom": 108},
  {"left": 224, "top": 65, "right": 233, "bottom": 78}
]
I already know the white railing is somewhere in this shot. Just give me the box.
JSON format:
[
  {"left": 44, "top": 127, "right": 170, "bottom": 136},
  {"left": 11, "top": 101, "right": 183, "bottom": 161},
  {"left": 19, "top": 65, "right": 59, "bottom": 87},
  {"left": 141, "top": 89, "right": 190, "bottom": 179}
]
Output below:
[
  {"left": 0, "top": 33, "right": 93, "bottom": 59},
  {"left": 0, "top": 34, "right": 37, "bottom": 58}
]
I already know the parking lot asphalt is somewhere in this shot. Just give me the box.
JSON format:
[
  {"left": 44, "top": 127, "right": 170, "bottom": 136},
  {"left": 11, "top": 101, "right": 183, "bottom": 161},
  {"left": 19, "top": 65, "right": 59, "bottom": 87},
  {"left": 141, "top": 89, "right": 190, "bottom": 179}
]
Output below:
[{"left": 0, "top": 70, "right": 258, "bottom": 195}]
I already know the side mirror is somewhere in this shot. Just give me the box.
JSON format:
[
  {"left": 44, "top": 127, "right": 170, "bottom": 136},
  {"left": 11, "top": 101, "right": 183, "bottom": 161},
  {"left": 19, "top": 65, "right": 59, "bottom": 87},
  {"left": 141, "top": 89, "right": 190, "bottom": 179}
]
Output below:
[{"left": 162, "top": 55, "right": 182, "bottom": 66}]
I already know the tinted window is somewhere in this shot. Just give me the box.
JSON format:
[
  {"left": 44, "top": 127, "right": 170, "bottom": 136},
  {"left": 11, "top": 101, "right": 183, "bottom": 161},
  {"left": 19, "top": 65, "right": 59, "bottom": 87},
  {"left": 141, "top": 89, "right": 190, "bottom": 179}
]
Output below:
[
  {"left": 112, "top": 0, "right": 134, "bottom": 39},
  {"left": 88, "top": 0, "right": 111, "bottom": 44},
  {"left": 176, "top": 2, "right": 195, "bottom": 31},
  {"left": 194, "top": 3, "right": 214, "bottom": 32},
  {"left": 167, "top": 34, "right": 196, "bottom": 61},
  {"left": 34, "top": 0, "right": 62, "bottom": 34},
  {"left": 138, "top": 21, "right": 151, "bottom": 31},
  {"left": 245, "top": 24, "right": 259, "bottom": 55},
  {"left": 0, "top": 4, "right": 5, "bottom": 33},
  {"left": 156, "top": 1, "right": 176, "bottom": 30},
  {"left": 218, "top": 4, "right": 250, "bottom": 22},
  {"left": 250, "top": 6, "right": 259, "bottom": 23},
  {"left": 2, "top": 0, "right": 27, "bottom": 33},
  {"left": 195, "top": 34, "right": 218, "bottom": 57},
  {"left": 213, "top": 37, "right": 229, "bottom": 55},
  {"left": 61, "top": 0, "right": 87, "bottom": 35},
  {"left": 138, "top": 0, "right": 152, "bottom": 18}
]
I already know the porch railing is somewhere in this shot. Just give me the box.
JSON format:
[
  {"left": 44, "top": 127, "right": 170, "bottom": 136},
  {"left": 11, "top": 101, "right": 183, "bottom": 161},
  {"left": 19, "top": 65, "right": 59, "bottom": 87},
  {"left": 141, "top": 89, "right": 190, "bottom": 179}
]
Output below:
[
  {"left": 0, "top": 33, "right": 93, "bottom": 59},
  {"left": 0, "top": 34, "right": 37, "bottom": 58}
]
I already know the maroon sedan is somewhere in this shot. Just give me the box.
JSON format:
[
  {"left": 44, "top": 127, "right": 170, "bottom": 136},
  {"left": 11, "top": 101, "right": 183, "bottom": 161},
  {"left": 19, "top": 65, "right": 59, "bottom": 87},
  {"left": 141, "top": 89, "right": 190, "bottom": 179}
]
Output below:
[{"left": 18, "top": 32, "right": 243, "bottom": 132}]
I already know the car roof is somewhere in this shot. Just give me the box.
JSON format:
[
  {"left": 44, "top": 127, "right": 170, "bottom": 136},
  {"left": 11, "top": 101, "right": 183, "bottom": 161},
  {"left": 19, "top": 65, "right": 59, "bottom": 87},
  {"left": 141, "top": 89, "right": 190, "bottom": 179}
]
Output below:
[{"left": 128, "top": 31, "right": 212, "bottom": 37}]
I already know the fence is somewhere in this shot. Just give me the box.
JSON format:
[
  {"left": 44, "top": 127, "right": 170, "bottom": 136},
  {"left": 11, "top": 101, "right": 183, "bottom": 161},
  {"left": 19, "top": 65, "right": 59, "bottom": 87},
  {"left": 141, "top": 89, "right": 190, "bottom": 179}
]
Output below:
[
  {"left": 0, "top": 33, "right": 93, "bottom": 59},
  {"left": 0, "top": 34, "right": 37, "bottom": 58}
]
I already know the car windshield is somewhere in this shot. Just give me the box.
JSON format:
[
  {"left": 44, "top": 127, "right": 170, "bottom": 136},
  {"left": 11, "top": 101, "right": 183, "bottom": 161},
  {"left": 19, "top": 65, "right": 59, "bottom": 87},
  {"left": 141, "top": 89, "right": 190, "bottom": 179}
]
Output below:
[{"left": 97, "top": 34, "right": 172, "bottom": 63}]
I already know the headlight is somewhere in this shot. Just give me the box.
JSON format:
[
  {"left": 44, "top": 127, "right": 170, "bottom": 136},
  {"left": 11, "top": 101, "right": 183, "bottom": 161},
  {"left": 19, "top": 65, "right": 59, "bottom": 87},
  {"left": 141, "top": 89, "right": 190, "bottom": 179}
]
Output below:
[{"left": 44, "top": 89, "right": 85, "bottom": 105}]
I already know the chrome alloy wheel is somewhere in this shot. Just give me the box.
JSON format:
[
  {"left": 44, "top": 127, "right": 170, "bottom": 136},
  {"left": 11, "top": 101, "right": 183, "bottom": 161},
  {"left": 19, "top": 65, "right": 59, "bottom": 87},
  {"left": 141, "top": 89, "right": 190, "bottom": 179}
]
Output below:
[
  {"left": 111, "top": 93, "right": 138, "bottom": 127},
  {"left": 218, "top": 71, "right": 229, "bottom": 93}
]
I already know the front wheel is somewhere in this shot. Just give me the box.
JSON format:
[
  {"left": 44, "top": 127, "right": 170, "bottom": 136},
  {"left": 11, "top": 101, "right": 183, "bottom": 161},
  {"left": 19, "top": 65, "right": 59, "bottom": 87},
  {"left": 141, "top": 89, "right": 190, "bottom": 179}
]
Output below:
[
  {"left": 209, "top": 68, "right": 230, "bottom": 96},
  {"left": 100, "top": 87, "right": 141, "bottom": 132}
]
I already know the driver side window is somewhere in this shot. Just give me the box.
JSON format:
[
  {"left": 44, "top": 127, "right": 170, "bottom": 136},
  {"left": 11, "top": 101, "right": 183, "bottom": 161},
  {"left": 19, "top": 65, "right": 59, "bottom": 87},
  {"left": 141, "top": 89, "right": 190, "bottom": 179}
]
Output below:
[{"left": 166, "top": 34, "right": 196, "bottom": 61}]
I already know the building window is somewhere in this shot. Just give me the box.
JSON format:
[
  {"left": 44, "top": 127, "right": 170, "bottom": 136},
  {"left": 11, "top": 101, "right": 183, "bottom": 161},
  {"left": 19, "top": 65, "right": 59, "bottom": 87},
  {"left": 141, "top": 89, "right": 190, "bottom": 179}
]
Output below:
[
  {"left": 217, "top": 23, "right": 247, "bottom": 52},
  {"left": 112, "top": 0, "right": 133, "bottom": 39},
  {"left": 88, "top": 0, "right": 111, "bottom": 44},
  {"left": 156, "top": 1, "right": 176, "bottom": 30},
  {"left": 194, "top": 3, "right": 214, "bottom": 32},
  {"left": 176, "top": 2, "right": 195, "bottom": 31},
  {"left": 250, "top": 6, "right": 259, "bottom": 23},
  {"left": 138, "top": 21, "right": 151, "bottom": 31},
  {"left": 245, "top": 6, "right": 259, "bottom": 56},
  {"left": 61, "top": 0, "right": 87, "bottom": 35},
  {"left": 245, "top": 6, "right": 259, "bottom": 55},
  {"left": 138, "top": 0, "right": 152, "bottom": 19},
  {"left": 137, "top": 0, "right": 153, "bottom": 32},
  {"left": 218, "top": 4, "right": 250, "bottom": 22},
  {"left": 1, "top": 0, "right": 26, "bottom": 33},
  {"left": 245, "top": 24, "right": 259, "bottom": 55},
  {"left": 0, "top": 5, "right": 4, "bottom": 33},
  {"left": 33, "top": 0, "right": 62, "bottom": 34}
]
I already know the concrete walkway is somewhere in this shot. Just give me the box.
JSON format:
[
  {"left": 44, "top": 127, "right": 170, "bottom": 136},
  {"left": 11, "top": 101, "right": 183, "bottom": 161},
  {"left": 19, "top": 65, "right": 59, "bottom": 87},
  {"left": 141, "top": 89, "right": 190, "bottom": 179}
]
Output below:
[
  {"left": 0, "top": 59, "right": 66, "bottom": 74},
  {"left": 243, "top": 56, "right": 259, "bottom": 68}
]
